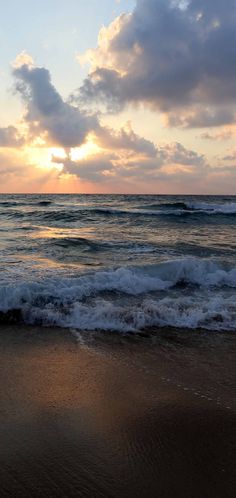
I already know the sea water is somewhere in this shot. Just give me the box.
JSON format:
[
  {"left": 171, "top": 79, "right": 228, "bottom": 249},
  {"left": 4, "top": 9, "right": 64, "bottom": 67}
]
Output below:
[{"left": 0, "top": 194, "right": 235, "bottom": 332}]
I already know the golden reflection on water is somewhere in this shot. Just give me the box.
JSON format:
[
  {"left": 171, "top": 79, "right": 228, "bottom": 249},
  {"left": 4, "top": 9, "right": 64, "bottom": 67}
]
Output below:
[
  {"left": 20, "top": 253, "right": 85, "bottom": 271},
  {"left": 30, "top": 225, "right": 96, "bottom": 240}
]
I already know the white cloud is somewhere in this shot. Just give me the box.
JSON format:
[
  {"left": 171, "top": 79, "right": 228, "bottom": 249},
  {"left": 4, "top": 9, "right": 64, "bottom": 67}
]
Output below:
[{"left": 12, "top": 51, "right": 34, "bottom": 69}]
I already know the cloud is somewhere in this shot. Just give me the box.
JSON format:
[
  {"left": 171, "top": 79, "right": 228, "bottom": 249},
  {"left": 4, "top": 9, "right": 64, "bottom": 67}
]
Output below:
[
  {"left": 199, "top": 129, "right": 234, "bottom": 141},
  {"left": 96, "top": 122, "right": 157, "bottom": 157},
  {"left": 78, "top": 0, "right": 236, "bottom": 127},
  {"left": 222, "top": 150, "right": 236, "bottom": 161},
  {"left": 160, "top": 142, "right": 205, "bottom": 166},
  {"left": 0, "top": 126, "right": 25, "bottom": 147},
  {"left": 53, "top": 144, "right": 236, "bottom": 195},
  {"left": 52, "top": 139, "right": 206, "bottom": 185},
  {"left": 12, "top": 58, "right": 158, "bottom": 158},
  {"left": 13, "top": 62, "right": 98, "bottom": 148},
  {"left": 8, "top": 55, "right": 236, "bottom": 194},
  {"left": 166, "top": 107, "right": 236, "bottom": 128},
  {"left": 59, "top": 154, "right": 115, "bottom": 182},
  {"left": 12, "top": 51, "right": 34, "bottom": 69}
]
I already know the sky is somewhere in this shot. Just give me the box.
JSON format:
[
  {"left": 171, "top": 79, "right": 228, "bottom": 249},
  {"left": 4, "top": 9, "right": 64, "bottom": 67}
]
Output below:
[{"left": 0, "top": 0, "right": 236, "bottom": 194}]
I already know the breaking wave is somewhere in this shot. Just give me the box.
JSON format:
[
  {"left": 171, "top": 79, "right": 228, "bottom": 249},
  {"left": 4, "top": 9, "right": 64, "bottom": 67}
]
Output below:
[
  {"left": 137, "top": 201, "right": 236, "bottom": 215},
  {"left": 0, "top": 258, "right": 235, "bottom": 332},
  {"left": 184, "top": 201, "right": 236, "bottom": 214}
]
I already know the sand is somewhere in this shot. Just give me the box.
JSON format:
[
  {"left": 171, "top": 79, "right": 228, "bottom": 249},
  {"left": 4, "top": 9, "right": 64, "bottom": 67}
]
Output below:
[{"left": 0, "top": 325, "right": 235, "bottom": 498}]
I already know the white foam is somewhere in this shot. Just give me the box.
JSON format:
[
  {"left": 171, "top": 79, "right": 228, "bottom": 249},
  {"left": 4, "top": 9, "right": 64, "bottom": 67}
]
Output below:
[
  {"left": 186, "top": 201, "right": 236, "bottom": 214},
  {"left": 25, "top": 293, "right": 236, "bottom": 332},
  {"left": 0, "top": 258, "right": 236, "bottom": 332},
  {"left": 0, "top": 258, "right": 235, "bottom": 309}
]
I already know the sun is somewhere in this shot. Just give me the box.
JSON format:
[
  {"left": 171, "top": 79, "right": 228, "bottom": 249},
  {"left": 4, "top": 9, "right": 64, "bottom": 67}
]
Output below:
[
  {"left": 70, "top": 141, "right": 100, "bottom": 161},
  {"left": 50, "top": 147, "right": 67, "bottom": 160},
  {"left": 49, "top": 141, "right": 101, "bottom": 164},
  {"left": 24, "top": 139, "right": 101, "bottom": 173},
  {"left": 23, "top": 146, "right": 64, "bottom": 171}
]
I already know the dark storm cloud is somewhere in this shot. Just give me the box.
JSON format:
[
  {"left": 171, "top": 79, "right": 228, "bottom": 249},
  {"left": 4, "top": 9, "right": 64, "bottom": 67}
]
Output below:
[
  {"left": 78, "top": 0, "right": 236, "bottom": 126},
  {"left": 13, "top": 64, "right": 98, "bottom": 147},
  {"left": 0, "top": 126, "right": 25, "bottom": 147}
]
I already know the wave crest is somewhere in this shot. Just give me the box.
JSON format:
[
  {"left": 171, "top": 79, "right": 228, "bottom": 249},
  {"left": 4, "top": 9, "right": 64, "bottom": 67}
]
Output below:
[{"left": 0, "top": 258, "right": 235, "bottom": 332}]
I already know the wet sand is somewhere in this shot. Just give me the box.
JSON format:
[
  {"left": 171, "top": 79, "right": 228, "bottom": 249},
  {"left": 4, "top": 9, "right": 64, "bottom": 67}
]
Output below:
[{"left": 0, "top": 325, "right": 235, "bottom": 498}]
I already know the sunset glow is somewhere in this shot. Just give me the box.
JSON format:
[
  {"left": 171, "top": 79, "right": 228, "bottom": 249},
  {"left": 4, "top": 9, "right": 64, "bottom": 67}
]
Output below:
[
  {"left": 69, "top": 141, "right": 101, "bottom": 162},
  {"left": 0, "top": 5, "right": 235, "bottom": 497},
  {"left": 0, "top": 0, "right": 235, "bottom": 193}
]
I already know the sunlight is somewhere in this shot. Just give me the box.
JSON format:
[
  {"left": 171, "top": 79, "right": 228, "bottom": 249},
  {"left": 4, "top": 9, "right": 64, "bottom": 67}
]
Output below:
[
  {"left": 50, "top": 147, "right": 67, "bottom": 160},
  {"left": 24, "top": 142, "right": 101, "bottom": 173},
  {"left": 70, "top": 141, "right": 100, "bottom": 161},
  {"left": 24, "top": 146, "right": 65, "bottom": 171}
]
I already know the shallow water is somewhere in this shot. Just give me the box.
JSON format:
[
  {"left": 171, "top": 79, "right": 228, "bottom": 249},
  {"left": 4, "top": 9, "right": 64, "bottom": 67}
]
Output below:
[{"left": 0, "top": 194, "right": 236, "bottom": 332}]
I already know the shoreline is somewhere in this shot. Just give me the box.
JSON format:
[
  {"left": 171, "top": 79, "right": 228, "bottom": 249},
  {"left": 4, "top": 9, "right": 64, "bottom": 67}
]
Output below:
[{"left": 0, "top": 324, "right": 235, "bottom": 497}]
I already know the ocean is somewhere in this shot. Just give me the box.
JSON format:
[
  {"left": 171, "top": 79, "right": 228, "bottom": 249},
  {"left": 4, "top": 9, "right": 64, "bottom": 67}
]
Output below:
[{"left": 0, "top": 193, "right": 236, "bottom": 332}]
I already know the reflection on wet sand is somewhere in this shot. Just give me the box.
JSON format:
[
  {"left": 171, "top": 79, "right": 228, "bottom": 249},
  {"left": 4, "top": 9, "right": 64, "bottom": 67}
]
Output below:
[{"left": 0, "top": 326, "right": 235, "bottom": 498}]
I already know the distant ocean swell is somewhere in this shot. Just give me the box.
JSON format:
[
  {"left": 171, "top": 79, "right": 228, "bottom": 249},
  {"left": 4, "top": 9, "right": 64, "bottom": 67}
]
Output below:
[
  {"left": 93, "top": 201, "right": 236, "bottom": 216},
  {"left": 1, "top": 258, "right": 236, "bottom": 332},
  {"left": 139, "top": 201, "right": 236, "bottom": 214},
  {"left": 2, "top": 201, "right": 236, "bottom": 222}
]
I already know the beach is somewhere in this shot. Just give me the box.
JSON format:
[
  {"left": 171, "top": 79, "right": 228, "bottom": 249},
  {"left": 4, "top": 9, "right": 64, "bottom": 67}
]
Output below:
[
  {"left": 0, "top": 325, "right": 235, "bottom": 498},
  {"left": 1, "top": 0, "right": 236, "bottom": 493}
]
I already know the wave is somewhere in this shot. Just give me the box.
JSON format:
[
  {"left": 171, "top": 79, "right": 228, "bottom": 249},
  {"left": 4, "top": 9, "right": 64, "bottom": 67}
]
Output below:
[
  {"left": 31, "top": 294, "right": 236, "bottom": 332},
  {"left": 6, "top": 209, "right": 76, "bottom": 223},
  {"left": 0, "top": 200, "right": 52, "bottom": 208},
  {"left": 36, "top": 210, "right": 79, "bottom": 222},
  {"left": 49, "top": 236, "right": 100, "bottom": 251},
  {"left": 185, "top": 201, "right": 236, "bottom": 214},
  {"left": 88, "top": 207, "right": 177, "bottom": 217},
  {"left": 139, "top": 201, "right": 236, "bottom": 215},
  {"left": 47, "top": 237, "right": 156, "bottom": 255},
  {"left": 0, "top": 258, "right": 235, "bottom": 332},
  {"left": 36, "top": 200, "right": 53, "bottom": 206},
  {"left": 0, "top": 201, "right": 20, "bottom": 207},
  {"left": 139, "top": 202, "right": 187, "bottom": 210},
  {"left": 83, "top": 203, "right": 236, "bottom": 218},
  {"left": 2, "top": 202, "right": 236, "bottom": 223}
]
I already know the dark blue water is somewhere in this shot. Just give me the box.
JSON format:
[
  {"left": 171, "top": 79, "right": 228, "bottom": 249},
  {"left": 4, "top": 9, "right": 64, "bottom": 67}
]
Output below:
[{"left": 0, "top": 194, "right": 236, "bottom": 332}]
